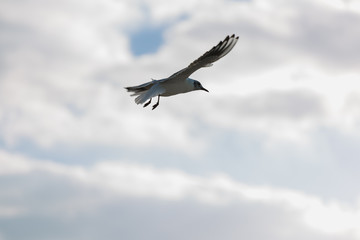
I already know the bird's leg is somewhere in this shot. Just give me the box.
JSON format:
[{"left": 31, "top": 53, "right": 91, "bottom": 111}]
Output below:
[
  {"left": 152, "top": 95, "right": 160, "bottom": 110},
  {"left": 143, "top": 98, "right": 152, "bottom": 108}
]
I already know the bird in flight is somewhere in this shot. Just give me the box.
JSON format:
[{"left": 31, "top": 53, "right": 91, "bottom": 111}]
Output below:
[{"left": 125, "top": 34, "right": 239, "bottom": 110}]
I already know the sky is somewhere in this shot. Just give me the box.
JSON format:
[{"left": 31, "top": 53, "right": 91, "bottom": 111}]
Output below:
[{"left": 1, "top": 0, "right": 360, "bottom": 239}]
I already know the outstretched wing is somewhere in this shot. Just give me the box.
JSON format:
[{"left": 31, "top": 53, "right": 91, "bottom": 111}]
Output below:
[{"left": 168, "top": 34, "right": 239, "bottom": 81}]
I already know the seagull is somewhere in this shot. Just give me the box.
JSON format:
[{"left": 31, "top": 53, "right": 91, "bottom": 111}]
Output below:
[{"left": 125, "top": 34, "right": 239, "bottom": 110}]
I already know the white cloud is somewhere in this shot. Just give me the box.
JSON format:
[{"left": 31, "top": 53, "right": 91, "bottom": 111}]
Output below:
[
  {"left": 1, "top": 150, "right": 360, "bottom": 238},
  {"left": 1, "top": 0, "right": 360, "bottom": 239},
  {"left": 1, "top": 0, "right": 360, "bottom": 153}
]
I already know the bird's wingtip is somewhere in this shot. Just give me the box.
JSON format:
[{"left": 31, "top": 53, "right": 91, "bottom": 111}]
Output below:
[{"left": 230, "top": 34, "right": 239, "bottom": 39}]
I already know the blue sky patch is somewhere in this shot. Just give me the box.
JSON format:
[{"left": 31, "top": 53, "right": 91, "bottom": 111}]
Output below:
[{"left": 129, "top": 25, "right": 167, "bottom": 56}]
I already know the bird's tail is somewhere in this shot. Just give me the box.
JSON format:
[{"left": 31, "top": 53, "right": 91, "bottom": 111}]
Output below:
[
  {"left": 125, "top": 81, "right": 154, "bottom": 94},
  {"left": 125, "top": 80, "right": 157, "bottom": 104}
]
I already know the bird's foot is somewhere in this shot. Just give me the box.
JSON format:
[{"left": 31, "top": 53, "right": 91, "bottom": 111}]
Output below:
[
  {"left": 152, "top": 103, "right": 159, "bottom": 110},
  {"left": 143, "top": 99, "right": 151, "bottom": 108}
]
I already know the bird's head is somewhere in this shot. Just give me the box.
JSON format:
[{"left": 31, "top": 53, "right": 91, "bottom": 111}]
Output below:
[{"left": 190, "top": 79, "right": 209, "bottom": 92}]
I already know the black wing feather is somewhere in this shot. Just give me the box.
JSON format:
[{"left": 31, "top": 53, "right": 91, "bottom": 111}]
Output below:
[{"left": 168, "top": 34, "right": 239, "bottom": 80}]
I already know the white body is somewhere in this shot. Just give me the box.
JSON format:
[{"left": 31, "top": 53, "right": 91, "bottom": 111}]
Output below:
[{"left": 158, "top": 78, "right": 197, "bottom": 97}]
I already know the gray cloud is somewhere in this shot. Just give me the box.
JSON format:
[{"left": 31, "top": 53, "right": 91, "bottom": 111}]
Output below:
[
  {"left": 0, "top": 198, "right": 330, "bottom": 240},
  {"left": 1, "top": 0, "right": 360, "bottom": 239},
  {"left": 291, "top": 3, "right": 360, "bottom": 70},
  {"left": 174, "top": 0, "right": 360, "bottom": 74},
  {"left": 231, "top": 89, "right": 324, "bottom": 120},
  {"left": 0, "top": 168, "right": 357, "bottom": 240}
]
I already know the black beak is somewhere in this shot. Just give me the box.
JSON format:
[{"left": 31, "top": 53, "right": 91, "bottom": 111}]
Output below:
[{"left": 201, "top": 86, "right": 209, "bottom": 92}]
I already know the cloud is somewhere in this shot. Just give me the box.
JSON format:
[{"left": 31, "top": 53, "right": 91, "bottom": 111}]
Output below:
[
  {"left": 289, "top": 1, "right": 360, "bottom": 70},
  {"left": 1, "top": 1, "right": 360, "bottom": 238},
  {"left": 1, "top": 0, "right": 360, "bottom": 153},
  {"left": 220, "top": 89, "right": 324, "bottom": 120},
  {"left": 1, "top": 150, "right": 360, "bottom": 239}
]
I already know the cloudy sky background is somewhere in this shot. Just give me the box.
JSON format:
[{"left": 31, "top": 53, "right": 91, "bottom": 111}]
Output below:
[{"left": 1, "top": 0, "right": 360, "bottom": 239}]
